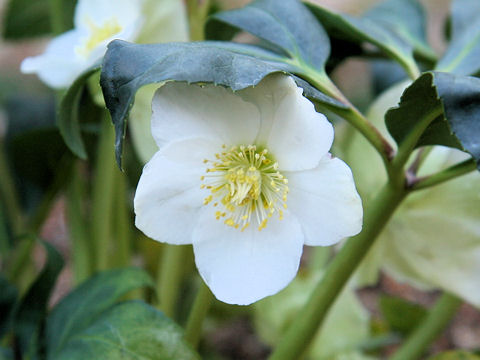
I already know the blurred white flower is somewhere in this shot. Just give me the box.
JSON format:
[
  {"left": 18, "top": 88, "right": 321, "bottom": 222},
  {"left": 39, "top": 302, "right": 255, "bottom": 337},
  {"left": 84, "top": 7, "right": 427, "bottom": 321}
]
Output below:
[
  {"left": 134, "top": 74, "right": 363, "bottom": 305},
  {"left": 21, "top": 0, "right": 143, "bottom": 88},
  {"left": 20, "top": 0, "right": 188, "bottom": 90},
  {"left": 344, "top": 81, "right": 480, "bottom": 307}
]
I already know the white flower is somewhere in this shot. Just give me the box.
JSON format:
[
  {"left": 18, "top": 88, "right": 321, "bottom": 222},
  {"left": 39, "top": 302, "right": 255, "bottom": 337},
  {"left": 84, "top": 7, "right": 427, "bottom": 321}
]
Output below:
[
  {"left": 134, "top": 74, "right": 363, "bottom": 305},
  {"left": 20, "top": 0, "right": 144, "bottom": 88}
]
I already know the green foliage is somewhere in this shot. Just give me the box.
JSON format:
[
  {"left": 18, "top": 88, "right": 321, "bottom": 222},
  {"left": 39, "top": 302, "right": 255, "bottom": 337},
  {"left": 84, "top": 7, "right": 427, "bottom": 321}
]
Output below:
[
  {"left": 363, "top": 0, "right": 435, "bottom": 63},
  {"left": 58, "top": 65, "right": 101, "bottom": 159},
  {"left": 379, "top": 296, "right": 427, "bottom": 335},
  {"left": 385, "top": 72, "right": 480, "bottom": 169},
  {"left": 45, "top": 268, "right": 198, "bottom": 359},
  {"left": 206, "top": 0, "right": 330, "bottom": 70},
  {"left": 45, "top": 267, "right": 154, "bottom": 357},
  {"left": 306, "top": 2, "right": 420, "bottom": 78},
  {"left": 2, "top": 0, "right": 76, "bottom": 39},
  {"left": 52, "top": 301, "right": 199, "bottom": 360},
  {"left": 100, "top": 40, "right": 344, "bottom": 167},
  {"left": 436, "top": 0, "right": 480, "bottom": 75},
  {"left": 10, "top": 240, "right": 64, "bottom": 358}
]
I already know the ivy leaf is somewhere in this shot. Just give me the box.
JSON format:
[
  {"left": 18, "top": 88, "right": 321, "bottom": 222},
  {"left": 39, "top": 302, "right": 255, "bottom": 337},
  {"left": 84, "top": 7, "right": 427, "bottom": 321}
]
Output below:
[
  {"left": 100, "top": 40, "right": 344, "bottom": 168},
  {"left": 206, "top": 0, "right": 330, "bottom": 71},
  {"left": 3, "top": 0, "right": 75, "bottom": 39},
  {"left": 53, "top": 301, "right": 199, "bottom": 360},
  {"left": 436, "top": 0, "right": 480, "bottom": 75},
  {"left": 385, "top": 72, "right": 480, "bottom": 169},
  {"left": 58, "top": 64, "right": 101, "bottom": 159},
  {"left": 307, "top": 3, "right": 420, "bottom": 78},
  {"left": 11, "top": 240, "right": 64, "bottom": 358},
  {"left": 364, "top": 0, "right": 436, "bottom": 63},
  {"left": 46, "top": 267, "right": 154, "bottom": 359}
]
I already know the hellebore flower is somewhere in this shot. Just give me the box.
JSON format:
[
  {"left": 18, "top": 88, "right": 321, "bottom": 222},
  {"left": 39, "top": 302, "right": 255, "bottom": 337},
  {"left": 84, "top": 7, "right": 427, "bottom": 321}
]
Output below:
[
  {"left": 134, "top": 74, "right": 363, "bottom": 305},
  {"left": 20, "top": 0, "right": 144, "bottom": 88}
]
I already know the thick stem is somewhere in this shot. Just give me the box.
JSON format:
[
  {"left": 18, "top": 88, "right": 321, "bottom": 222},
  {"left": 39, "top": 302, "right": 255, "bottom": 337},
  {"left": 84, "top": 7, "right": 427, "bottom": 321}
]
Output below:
[
  {"left": 157, "top": 244, "right": 189, "bottom": 318},
  {"left": 66, "top": 162, "right": 92, "bottom": 284},
  {"left": 184, "top": 280, "right": 214, "bottom": 348},
  {"left": 269, "top": 181, "right": 407, "bottom": 360},
  {"left": 112, "top": 172, "right": 132, "bottom": 268},
  {"left": 91, "top": 115, "right": 117, "bottom": 271},
  {"left": 390, "top": 293, "right": 462, "bottom": 360},
  {"left": 410, "top": 158, "right": 477, "bottom": 191}
]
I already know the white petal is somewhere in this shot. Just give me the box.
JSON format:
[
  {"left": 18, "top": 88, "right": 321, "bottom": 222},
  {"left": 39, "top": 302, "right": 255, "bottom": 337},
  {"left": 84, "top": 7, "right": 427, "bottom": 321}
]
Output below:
[
  {"left": 239, "top": 74, "right": 333, "bottom": 171},
  {"left": 151, "top": 82, "right": 261, "bottom": 148},
  {"left": 286, "top": 155, "right": 363, "bottom": 246},
  {"left": 74, "top": 0, "right": 143, "bottom": 29},
  {"left": 20, "top": 30, "right": 85, "bottom": 89},
  {"left": 192, "top": 208, "right": 304, "bottom": 305},
  {"left": 134, "top": 137, "right": 220, "bottom": 244}
]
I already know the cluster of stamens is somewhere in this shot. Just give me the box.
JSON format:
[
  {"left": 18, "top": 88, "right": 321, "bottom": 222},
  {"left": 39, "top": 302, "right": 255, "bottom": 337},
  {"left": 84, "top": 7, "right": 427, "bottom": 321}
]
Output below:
[{"left": 201, "top": 145, "right": 289, "bottom": 231}]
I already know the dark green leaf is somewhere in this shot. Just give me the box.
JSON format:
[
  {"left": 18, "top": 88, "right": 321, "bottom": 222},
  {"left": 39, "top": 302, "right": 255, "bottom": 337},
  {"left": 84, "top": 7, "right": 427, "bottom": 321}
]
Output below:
[
  {"left": 46, "top": 267, "right": 154, "bottom": 358},
  {"left": 386, "top": 72, "right": 480, "bottom": 169},
  {"left": 0, "top": 276, "right": 18, "bottom": 338},
  {"left": 307, "top": 3, "right": 420, "bottom": 78},
  {"left": 100, "top": 40, "right": 343, "bottom": 167},
  {"left": 58, "top": 65, "right": 101, "bottom": 159},
  {"left": 53, "top": 301, "right": 199, "bottom": 360},
  {"left": 364, "top": 0, "right": 436, "bottom": 63},
  {"left": 206, "top": 0, "right": 330, "bottom": 70},
  {"left": 436, "top": 0, "right": 480, "bottom": 75},
  {"left": 428, "top": 351, "right": 480, "bottom": 360},
  {"left": 11, "top": 240, "right": 64, "bottom": 357},
  {"left": 379, "top": 296, "right": 427, "bottom": 335},
  {"left": 3, "top": 0, "right": 75, "bottom": 39}
]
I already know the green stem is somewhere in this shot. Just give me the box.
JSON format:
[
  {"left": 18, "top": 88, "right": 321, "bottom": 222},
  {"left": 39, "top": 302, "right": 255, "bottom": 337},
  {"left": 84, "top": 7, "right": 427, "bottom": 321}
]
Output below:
[
  {"left": 112, "top": 172, "right": 132, "bottom": 268},
  {"left": 0, "top": 139, "right": 24, "bottom": 236},
  {"left": 66, "top": 162, "right": 92, "bottom": 284},
  {"left": 269, "top": 181, "right": 407, "bottom": 360},
  {"left": 187, "top": 0, "right": 211, "bottom": 41},
  {"left": 390, "top": 293, "right": 462, "bottom": 360},
  {"left": 410, "top": 158, "right": 477, "bottom": 191},
  {"left": 184, "top": 280, "right": 214, "bottom": 348},
  {"left": 392, "top": 106, "right": 443, "bottom": 173},
  {"left": 305, "top": 70, "right": 394, "bottom": 167},
  {"left": 157, "top": 244, "right": 189, "bottom": 318},
  {"left": 48, "top": 0, "right": 65, "bottom": 35},
  {"left": 91, "top": 115, "right": 117, "bottom": 271}
]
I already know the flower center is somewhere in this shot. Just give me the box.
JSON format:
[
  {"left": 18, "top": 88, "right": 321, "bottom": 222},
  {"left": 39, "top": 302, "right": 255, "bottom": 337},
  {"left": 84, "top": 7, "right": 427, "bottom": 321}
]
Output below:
[
  {"left": 76, "top": 17, "right": 122, "bottom": 57},
  {"left": 201, "top": 145, "right": 289, "bottom": 231}
]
